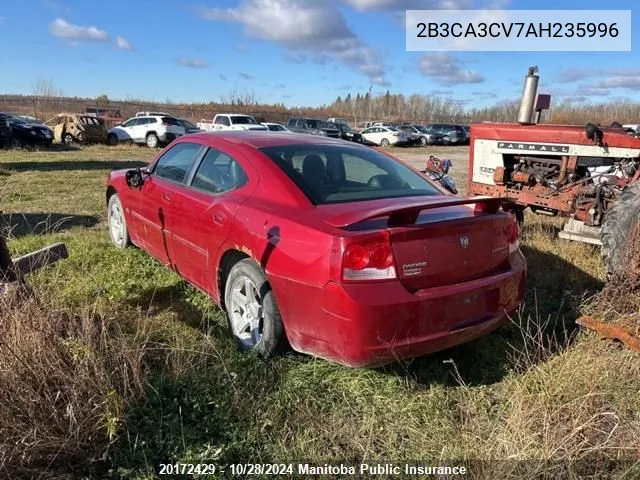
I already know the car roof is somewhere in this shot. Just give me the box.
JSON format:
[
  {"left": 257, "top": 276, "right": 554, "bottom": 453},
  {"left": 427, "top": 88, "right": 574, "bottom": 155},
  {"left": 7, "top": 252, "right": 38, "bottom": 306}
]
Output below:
[{"left": 179, "top": 131, "right": 347, "bottom": 149}]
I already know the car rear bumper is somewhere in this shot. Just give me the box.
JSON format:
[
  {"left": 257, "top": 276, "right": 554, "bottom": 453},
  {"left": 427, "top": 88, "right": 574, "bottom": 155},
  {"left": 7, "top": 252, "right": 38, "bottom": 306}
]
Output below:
[{"left": 277, "top": 253, "right": 526, "bottom": 367}]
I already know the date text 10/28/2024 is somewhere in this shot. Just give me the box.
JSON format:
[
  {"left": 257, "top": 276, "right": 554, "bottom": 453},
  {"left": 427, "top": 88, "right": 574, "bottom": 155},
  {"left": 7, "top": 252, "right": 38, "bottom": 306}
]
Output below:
[{"left": 157, "top": 463, "right": 469, "bottom": 476}]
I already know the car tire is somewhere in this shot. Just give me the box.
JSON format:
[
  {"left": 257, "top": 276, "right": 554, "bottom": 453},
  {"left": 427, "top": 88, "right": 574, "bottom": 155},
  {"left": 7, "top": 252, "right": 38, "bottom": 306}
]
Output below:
[
  {"left": 77, "top": 132, "right": 85, "bottom": 143},
  {"left": 107, "top": 133, "right": 119, "bottom": 146},
  {"left": 107, "top": 193, "right": 130, "bottom": 249},
  {"left": 224, "top": 258, "right": 286, "bottom": 358},
  {"left": 420, "top": 136, "right": 427, "bottom": 146},
  {"left": 380, "top": 138, "right": 390, "bottom": 147},
  {"left": 146, "top": 133, "right": 159, "bottom": 148},
  {"left": 10, "top": 137, "right": 22, "bottom": 149},
  {"left": 63, "top": 133, "right": 74, "bottom": 145}
]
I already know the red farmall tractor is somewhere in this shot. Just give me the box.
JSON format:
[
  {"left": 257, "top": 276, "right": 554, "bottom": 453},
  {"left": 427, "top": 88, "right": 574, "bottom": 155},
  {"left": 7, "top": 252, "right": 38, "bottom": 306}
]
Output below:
[{"left": 468, "top": 66, "right": 640, "bottom": 278}]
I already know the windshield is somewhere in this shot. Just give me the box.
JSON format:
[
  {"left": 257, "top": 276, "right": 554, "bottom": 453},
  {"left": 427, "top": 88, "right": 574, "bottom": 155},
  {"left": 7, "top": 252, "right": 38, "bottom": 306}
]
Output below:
[
  {"left": 9, "top": 116, "right": 27, "bottom": 124},
  {"left": 181, "top": 119, "right": 197, "bottom": 129},
  {"left": 230, "top": 116, "right": 257, "bottom": 125},
  {"left": 260, "top": 144, "right": 440, "bottom": 204},
  {"left": 414, "top": 125, "right": 428, "bottom": 133}
]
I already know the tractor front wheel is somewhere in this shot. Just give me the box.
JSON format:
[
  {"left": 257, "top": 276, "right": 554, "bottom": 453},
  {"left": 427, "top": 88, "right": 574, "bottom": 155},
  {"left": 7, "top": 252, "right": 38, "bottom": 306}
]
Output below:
[{"left": 601, "top": 183, "right": 640, "bottom": 280}]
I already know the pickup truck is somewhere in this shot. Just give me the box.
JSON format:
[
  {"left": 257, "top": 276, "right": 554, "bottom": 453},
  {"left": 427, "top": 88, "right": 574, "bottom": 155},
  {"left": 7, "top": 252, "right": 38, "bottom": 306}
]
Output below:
[{"left": 197, "top": 113, "right": 267, "bottom": 132}]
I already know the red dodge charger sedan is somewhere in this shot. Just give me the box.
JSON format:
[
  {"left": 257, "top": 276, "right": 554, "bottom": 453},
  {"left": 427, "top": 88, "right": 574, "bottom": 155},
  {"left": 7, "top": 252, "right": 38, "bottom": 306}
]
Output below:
[{"left": 106, "top": 131, "right": 526, "bottom": 367}]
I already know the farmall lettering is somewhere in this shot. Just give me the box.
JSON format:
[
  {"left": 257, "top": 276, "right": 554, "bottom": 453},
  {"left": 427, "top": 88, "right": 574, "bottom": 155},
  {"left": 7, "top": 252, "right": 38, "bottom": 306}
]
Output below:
[{"left": 497, "top": 142, "right": 570, "bottom": 153}]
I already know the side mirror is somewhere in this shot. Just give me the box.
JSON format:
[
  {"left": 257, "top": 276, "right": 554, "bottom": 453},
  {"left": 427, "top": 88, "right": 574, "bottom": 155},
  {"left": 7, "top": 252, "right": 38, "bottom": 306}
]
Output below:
[{"left": 125, "top": 168, "right": 145, "bottom": 188}]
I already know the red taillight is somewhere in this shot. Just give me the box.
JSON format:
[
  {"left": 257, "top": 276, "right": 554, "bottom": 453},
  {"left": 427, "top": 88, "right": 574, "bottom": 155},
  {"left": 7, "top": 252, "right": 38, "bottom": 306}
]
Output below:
[
  {"left": 505, "top": 217, "right": 520, "bottom": 253},
  {"left": 339, "top": 232, "right": 397, "bottom": 281},
  {"left": 343, "top": 244, "right": 369, "bottom": 270}
]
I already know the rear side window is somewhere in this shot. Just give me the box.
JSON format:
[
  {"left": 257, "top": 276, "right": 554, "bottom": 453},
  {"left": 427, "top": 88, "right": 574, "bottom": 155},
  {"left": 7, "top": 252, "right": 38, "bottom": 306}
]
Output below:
[
  {"left": 153, "top": 142, "right": 204, "bottom": 184},
  {"left": 260, "top": 144, "right": 440, "bottom": 204},
  {"left": 161, "top": 117, "right": 181, "bottom": 126},
  {"left": 190, "top": 148, "right": 248, "bottom": 194}
]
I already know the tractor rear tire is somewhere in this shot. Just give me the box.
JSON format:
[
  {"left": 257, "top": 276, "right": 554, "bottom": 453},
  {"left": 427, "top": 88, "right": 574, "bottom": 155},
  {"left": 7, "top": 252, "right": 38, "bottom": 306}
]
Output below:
[{"left": 601, "top": 183, "right": 640, "bottom": 279}]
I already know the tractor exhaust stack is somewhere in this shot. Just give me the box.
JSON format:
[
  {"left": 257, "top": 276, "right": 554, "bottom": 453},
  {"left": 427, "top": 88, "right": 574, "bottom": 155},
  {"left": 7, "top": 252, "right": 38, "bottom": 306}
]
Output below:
[{"left": 517, "top": 66, "right": 539, "bottom": 125}]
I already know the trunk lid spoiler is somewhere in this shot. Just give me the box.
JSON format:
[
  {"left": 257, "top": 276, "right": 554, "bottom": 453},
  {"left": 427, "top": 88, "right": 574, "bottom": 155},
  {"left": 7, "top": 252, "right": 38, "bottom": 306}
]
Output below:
[{"left": 324, "top": 196, "right": 501, "bottom": 228}]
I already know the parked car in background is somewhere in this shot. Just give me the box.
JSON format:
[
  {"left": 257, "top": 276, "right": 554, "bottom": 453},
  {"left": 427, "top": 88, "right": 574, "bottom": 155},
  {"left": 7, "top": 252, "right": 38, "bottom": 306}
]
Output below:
[
  {"left": 0, "top": 114, "right": 12, "bottom": 147},
  {"left": 85, "top": 106, "right": 124, "bottom": 128},
  {"left": 177, "top": 118, "right": 203, "bottom": 134},
  {"left": 398, "top": 124, "right": 443, "bottom": 146},
  {"left": 286, "top": 117, "right": 340, "bottom": 138},
  {"left": 623, "top": 124, "right": 640, "bottom": 135},
  {"left": 327, "top": 117, "right": 348, "bottom": 126},
  {"left": 360, "top": 125, "right": 409, "bottom": 146},
  {"left": 0, "top": 113, "right": 53, "bottom": 148},
  {"left": 45, "top": 113, "right": 108, "bottom": 144},
  {"left": 262, "top": 122, "right": 290, "bottom": 132},
  {"left": 198, "top": 114, "right": 268, "bottom": 132},
  {"left": 327, "top": 122, "right": 363, "bottom": 143},
  {"left": 107, "top": 114, "right": 185, "bottom": 147},
  {"left": 357, "top": 121, "right": 376, "bottom": 131},
  {"left": 462, "top": 125, "right": 470, "bottom": 142},
  {"left": 136, "top": 111, "right": 170, "bottom": 117},
  {"left": 106, "top": 131, "right": 525, "bottom": 367},
  {"left": 424, "top": 124, "right": 467, "bottom": 145}
]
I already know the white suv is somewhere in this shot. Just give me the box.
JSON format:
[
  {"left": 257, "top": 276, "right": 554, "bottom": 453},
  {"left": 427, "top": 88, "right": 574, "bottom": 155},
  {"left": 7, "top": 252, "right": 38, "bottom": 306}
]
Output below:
[{"left": 107, "top": 115, "right": 185, "bottom": 148}]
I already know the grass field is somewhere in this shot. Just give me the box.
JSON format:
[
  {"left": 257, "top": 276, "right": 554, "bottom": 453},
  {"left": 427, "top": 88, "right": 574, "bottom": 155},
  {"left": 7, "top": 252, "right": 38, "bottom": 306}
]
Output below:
[{"left": 1, "top": 144, "right": 639, "bottom": 479}]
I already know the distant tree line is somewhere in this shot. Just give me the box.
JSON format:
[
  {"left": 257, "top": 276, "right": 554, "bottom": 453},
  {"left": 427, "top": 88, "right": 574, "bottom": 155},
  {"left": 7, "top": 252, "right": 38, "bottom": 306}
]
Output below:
[{"left": 1, "top": 78, "right": 639, "bottom": 126}]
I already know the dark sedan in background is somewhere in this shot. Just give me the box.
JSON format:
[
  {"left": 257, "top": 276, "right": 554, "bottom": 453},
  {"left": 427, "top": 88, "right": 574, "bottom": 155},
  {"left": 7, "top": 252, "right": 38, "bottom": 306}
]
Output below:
[
  {"left": 327, "top": 122, "right": 363, "bottom": 143},
  {"left": 0, "top": 113, "right": 53, "bottom": 148}
]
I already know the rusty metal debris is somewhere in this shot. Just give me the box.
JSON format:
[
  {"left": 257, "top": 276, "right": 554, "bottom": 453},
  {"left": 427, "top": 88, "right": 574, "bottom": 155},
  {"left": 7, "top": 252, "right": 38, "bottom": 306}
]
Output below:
[{"left": 576, "top": 315, "right": 640, "bottom": 353}]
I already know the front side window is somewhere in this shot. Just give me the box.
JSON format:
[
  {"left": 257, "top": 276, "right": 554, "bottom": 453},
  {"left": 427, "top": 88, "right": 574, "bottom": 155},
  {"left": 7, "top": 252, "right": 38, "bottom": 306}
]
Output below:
[
  {"left": 190, "top": 148, "right": 248, "bottom": 194},
  {"left": 153, "top": 142, "right": 204, "bottom": 184},
  {"left": 260, "top": 144, "right": 440, "bottom": 204}
]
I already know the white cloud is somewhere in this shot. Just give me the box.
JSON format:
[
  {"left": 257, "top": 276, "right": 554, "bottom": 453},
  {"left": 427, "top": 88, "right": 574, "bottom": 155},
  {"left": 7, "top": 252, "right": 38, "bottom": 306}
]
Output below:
[
  {"left": 595, "top": 77, "right": 640, "bottom": 91},
  {"left": 199, "top": 0, "right": 389, "bottom": 86},
  {"left": 177, "top": 57, "right": 208, "bottom": 68},
  {"left": 115, "top": 36, "right": 133, "bottom": 50},
  {"left": 418, "top": 53, "right": 484, "bottom": 85},
  {"left": 344, "top": 0, "right": 471, "bottom": 11},
  {"left": 49, "top": 18, "right": 108, "bottom": 41}
]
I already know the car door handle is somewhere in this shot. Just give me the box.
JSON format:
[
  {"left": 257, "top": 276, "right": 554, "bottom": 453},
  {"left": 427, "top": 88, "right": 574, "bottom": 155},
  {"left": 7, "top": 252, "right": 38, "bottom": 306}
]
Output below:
[
  {"left": 213, "top": 212, "right": 226, "bottom": 225},
  {"left": 162, "top": 193, "right": 171, "bottom": 202}
]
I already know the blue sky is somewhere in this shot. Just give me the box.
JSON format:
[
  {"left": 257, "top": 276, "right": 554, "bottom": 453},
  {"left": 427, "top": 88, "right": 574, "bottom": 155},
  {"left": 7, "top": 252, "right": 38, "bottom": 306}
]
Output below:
[{"left": 0, "top": 0, "right": 638, "bottom": 109}]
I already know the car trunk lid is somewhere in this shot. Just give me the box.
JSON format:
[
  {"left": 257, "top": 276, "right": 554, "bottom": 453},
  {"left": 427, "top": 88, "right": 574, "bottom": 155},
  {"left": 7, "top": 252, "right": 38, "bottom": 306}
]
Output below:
[{"left": 323, "top": 196, "right": 515, "bottom": 290}]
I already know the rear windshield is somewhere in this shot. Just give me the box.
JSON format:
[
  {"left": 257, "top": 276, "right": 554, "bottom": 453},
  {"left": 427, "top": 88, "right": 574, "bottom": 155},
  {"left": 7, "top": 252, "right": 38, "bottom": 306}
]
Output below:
[
  {"left": 161, "top": 116, "right": 182, "bottom": 126},
  {"left": 260, "top": 144, "right": 440, "bottom": 204},
  {"left": 230, "top": 116, "right": 257, "bottom": 125}
]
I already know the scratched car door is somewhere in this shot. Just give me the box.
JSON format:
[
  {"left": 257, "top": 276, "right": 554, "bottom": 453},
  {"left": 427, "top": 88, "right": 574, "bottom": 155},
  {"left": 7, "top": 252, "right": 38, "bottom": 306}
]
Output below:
[
  {"left": 133, "top": 142, "right": 204, "bottom": 266},
  {"left": 165, "top": 147, "right": 252, "bottom": 293}
]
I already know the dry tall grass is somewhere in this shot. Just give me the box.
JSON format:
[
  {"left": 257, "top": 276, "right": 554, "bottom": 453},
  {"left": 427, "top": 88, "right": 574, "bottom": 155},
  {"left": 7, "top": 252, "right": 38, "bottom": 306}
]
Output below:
[{"left": 0, "top": 290, "right": 147, "bottom": 477}]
